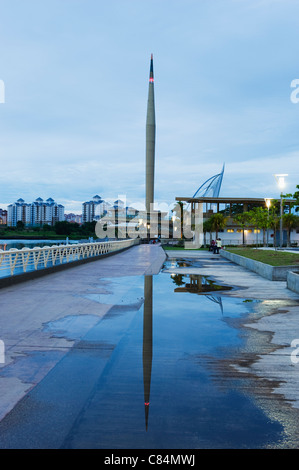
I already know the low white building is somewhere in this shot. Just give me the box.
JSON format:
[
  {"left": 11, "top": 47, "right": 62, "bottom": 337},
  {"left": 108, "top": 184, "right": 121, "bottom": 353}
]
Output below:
[{"left": 65, "top": 213, "right": 82, "bottom": 224}]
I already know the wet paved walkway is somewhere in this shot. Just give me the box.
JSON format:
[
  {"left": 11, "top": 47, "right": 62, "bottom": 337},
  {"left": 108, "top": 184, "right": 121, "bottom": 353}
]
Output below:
[
  {"left": 0, "top": 244, "right": 166, "bottom": 425},
  {"left": 165, "top": 250, "right": 299, "bottom": 415},
  {"left": 0, "top": 244, "right": 299, "bottom": 448}
]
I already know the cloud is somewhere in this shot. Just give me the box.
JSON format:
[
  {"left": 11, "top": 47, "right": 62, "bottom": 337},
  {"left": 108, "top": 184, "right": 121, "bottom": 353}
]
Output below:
[{"left": 0, "top": 0, "right": 299, "bottom": 213}]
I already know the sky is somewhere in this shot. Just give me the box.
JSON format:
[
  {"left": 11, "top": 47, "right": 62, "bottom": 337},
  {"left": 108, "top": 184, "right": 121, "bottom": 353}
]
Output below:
[{"left": 0, "top": 0, "right": 299, "bottom": 214}]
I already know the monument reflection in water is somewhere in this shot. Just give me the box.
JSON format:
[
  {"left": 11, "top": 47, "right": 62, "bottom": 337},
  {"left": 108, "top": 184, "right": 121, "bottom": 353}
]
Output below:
[
  {"left": 143, "top": 275, "right": 153, "bottom": 431},
  {"left": 141, "top": 273, "right": 230, "bottom": 431}
]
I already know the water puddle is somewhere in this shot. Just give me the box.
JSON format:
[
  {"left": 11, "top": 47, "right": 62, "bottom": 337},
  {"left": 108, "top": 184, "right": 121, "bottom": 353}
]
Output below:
[
  {"left": 163, "top": 258, "right": 202, "bottom": 269},
  {"left": 55, "top": 269, "right": 296, "bottom": 449},
  {"left": 4, "top": 256, "right": 299, "bottom": 449},
  {"left": 83, "top": 277, "right": 144, "bottom": 308},
  {"left": 170, "top": 273, "right": 232, "bottom": 293}
]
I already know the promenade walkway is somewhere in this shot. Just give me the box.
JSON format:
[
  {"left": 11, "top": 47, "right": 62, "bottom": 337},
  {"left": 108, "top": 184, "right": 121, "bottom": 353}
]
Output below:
[
  {"left": 165, "top": 249, "right": 299, "bottom": 300},
  {"left": 0, "top": 244, "right": 166, "bottom": 425}
]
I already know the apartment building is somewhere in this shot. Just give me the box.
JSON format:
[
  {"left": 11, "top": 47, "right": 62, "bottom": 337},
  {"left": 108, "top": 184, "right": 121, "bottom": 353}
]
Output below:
[
  {"left": 82, "top": 195, "right": 111, "bottom": 223},
  {"left": 0, "top": 208, "right": 7, "bottom": 225},
  {"left": 7, "top": 197, "right": 64, "bottom": 226}
]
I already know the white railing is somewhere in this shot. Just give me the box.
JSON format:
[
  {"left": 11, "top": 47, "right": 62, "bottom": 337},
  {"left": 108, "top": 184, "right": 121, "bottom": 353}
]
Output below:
[{"left": 0, "top": 239, "right": 139, "bottom": 278}]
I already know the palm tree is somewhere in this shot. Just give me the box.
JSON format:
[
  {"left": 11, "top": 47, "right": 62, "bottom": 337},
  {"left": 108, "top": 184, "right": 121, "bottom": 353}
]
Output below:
[
  {"left": 203, "top": 218, "right": 213, "bottom": 248},
  {"left": 248, "top": 207, "right": 270, "bottom": 247},
  {"left": 268, "top": 211, "right": 280, "bottom": 247},
  {"left": 233, "top": 212, "right": 251, "bottom": 245},
  {"left": 283, "top": 213, "right": 299, "bottom": 247},
  {"left": 210, "top": 213, "right": 228, "bottom": 239}
]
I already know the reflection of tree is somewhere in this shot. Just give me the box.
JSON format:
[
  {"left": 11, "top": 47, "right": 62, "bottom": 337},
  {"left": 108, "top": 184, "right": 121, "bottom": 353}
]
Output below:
[
  {"left": 172, "top": 273, "right": 231, "bottom": 320},
  {"left": 173, "top": 274, "right": 231, "bottom": 294},
  {"left": 171, "top": 274, "right": 184, "bottom": 286}
]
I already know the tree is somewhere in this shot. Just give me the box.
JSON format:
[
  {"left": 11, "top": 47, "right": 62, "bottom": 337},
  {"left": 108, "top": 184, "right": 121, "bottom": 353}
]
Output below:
[
  {"left": 283, "top": 213, "right": 299, "bottom": 247},
  {"left": 233, "top": 212, "right": 251, "bottom": 245},
  {"left": 248, "top": 207, "right": 271, "bottom": 247},
  {"left": 210, "top": 213, "right": 228, "bottom": 239},
  {"left": 203, "top": 219, "right": 213, "bottom": 247},
  {"left": 292, "top": 185, "right": 299, "bottom": 212},
  {"left": 53, "top": 221, "right": 73, "bottom": 236},
  {"left": 268, "top": 210, "right": 280, "bottom": 248},
  {"left": 276, "top": 186, "right": 299, "bottom": 246},
  {"left": 16, "top": 220, "right": 25, "bottom": 231},
  {"left": 282, "top": 184, "right": 299, "bottom": 213}
]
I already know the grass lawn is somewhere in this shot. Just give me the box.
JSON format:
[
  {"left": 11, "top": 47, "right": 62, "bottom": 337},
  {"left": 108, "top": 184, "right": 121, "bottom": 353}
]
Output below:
[
  {"left": 0, "top": 230, "right": 66, "bottom": 239},
  {"left": 0, "top": 230, "right": 89, "bottom": 240},
  {"left": 226, "top": 248, "right": 299, "bottom": 267}
]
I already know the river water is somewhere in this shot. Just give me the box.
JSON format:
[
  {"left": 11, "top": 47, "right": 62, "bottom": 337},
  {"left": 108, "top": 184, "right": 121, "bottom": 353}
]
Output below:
[
  {"left": 0, "top": 239, "right": 77, "bottom": 279},
  {"left": 0, "top": 239, "right": 68, "bottom": 250}
]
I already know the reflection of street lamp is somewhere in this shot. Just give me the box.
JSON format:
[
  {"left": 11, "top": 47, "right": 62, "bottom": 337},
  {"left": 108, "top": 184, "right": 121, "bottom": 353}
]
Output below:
[
  {"left": 264, "top": 198, "right": 271, "bottom": 247},
  {"left": 274, "top": 174, "right": 288, "bottom": 249},
  {"left": 171, "top": 215, "right": 176, "bottom": 239},
  {"left": 244, "top": 229, "right": 248, "bottom": 245}
]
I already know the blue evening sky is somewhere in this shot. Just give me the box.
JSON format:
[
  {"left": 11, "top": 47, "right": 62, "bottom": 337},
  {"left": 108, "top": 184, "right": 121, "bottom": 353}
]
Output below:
[{"left": 0, "top": 0, "right": 299, "bottom": 213}]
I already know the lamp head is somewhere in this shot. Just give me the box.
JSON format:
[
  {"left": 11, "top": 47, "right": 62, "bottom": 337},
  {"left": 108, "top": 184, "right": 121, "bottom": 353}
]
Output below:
[{"left": 274, "top": 174, "right": 288, "bottom": 190}]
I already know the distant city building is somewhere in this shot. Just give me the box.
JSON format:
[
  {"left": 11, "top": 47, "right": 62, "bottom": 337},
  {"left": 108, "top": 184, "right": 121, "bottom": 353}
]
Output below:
[
  {"left": 82, "top": 195, "right": 111, "bottom": 223},
  {"left": 82, "top": 196, "right": 140, "bottom": 238},
  {"left": 31, "top": 198, "right": 64, "bottom": 226},
  {"left": 82, "top": 195, "right": 140, "bottom": 223},
  {"left": 0, "top": 208, "right": 7, "bottom": 225},
  {"left": 109, "top": 200, "right": 138, "bottom": 220},
  {"left": 7, "top": 198, "right": 31, "bottom": 226},
  {"left": 7, "top": 197, "right": 64, "bottom": 227},
  {"left": 65, "top": 213, "right": 82, "bottom": 225}
]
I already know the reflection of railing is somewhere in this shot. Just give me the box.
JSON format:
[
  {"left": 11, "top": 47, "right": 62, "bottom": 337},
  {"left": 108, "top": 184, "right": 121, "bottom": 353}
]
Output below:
[{"left": 0, "top": 239, "right": 138, "bottom": 277}]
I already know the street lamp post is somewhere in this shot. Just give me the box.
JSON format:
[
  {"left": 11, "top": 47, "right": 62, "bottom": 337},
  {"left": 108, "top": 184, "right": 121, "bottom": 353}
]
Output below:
[
  {"left": 264, "top": 198, "right": 271, "bottom": 247},
  {"left": 274, "top": 174, "right": 288, "bottom": 249}
]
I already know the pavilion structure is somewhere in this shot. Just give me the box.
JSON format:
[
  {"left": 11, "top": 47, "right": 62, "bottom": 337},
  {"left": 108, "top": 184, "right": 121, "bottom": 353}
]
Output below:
[{"left": 175, "top": 196, "right": 297, "bottom": 246}]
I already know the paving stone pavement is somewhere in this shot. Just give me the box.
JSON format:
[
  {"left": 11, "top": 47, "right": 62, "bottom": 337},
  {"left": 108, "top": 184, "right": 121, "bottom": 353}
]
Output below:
[{"left": 165, "top": 248, "right": 299, "bottom": 411}]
